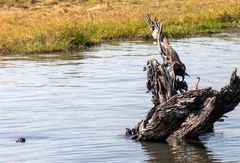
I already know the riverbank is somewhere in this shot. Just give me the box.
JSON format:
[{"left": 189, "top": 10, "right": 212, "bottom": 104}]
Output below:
[{"left": 0, "top": 0, "right": 239, "bottom": 54}]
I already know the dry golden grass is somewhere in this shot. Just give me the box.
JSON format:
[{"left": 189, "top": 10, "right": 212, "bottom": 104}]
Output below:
[{"left": 0, "top": 0, "right": 239, "bottom": 54}]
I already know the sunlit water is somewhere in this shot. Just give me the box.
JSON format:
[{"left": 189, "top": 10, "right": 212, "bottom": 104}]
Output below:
[{"left": 0, "top": 33, "right": 239, "bottom": 163}]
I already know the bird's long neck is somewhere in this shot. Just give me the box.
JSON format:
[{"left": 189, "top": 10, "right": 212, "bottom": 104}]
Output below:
[{"left": 195, "top": 77, "right": 200, "bottom": 90}]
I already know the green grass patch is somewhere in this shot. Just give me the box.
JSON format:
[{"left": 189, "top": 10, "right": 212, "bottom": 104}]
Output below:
[
  {"left": 1, "top": 19, "right": 239, "bottom": 54},
  {"left": 0, "top": 0, "right": 240, "bottom": 54}
]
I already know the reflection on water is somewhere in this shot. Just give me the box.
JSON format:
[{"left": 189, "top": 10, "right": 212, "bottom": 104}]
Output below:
[
  {"left": 141, "top": 138, "right": 220, "bottom": 163},
  {"left": 1, "top": 53, "right": 98, "bottom": 62},
  {"left": 0, "top": 33, "right": 239, "bottom": 162}
]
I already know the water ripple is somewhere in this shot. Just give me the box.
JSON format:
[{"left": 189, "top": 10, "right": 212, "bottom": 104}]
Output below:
[{"left": 0, "top": 33, "right": 239, "bottom": 162}]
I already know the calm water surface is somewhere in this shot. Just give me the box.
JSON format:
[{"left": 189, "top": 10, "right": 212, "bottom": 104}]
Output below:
[{"left": 0, "top": 33, "right": 239, "bottom": 163}]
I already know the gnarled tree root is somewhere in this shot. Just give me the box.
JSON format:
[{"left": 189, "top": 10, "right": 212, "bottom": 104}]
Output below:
[{"left": 125, "top": 14, "right": 240, "bottom": 142}]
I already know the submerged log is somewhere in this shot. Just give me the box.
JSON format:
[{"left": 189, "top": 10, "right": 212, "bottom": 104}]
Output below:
[{"left": 126, "top": 14, "right": 240, "bottom": 142}]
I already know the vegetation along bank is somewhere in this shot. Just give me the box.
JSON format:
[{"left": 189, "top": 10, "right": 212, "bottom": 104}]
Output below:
[{"left": 0, "top": 0, "right": 239, "bottom": 54}]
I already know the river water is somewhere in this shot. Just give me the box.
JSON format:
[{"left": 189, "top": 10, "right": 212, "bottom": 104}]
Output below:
[{"left": 0, "top": 33, "right": 239, "bottom": 162}]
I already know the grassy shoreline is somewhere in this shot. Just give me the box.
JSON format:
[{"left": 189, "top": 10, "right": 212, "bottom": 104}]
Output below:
[{"left": 0, "top": 0, "right": 239, "bottom": 55}]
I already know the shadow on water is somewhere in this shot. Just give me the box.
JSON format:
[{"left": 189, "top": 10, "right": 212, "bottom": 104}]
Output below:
[
  {"left": 141, "top": 137, "right": 220, "bottom": 163},
  {"left": 1, "top": 52, "right": 99, "bottom": 62}
]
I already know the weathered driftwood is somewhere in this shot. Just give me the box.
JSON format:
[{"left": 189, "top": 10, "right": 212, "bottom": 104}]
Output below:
[
  {"left": 144, "top": 14, "right": 188, "bottom": 106},
  {"left": 125, "top": 14, "right": 240, "bottom": 142}
]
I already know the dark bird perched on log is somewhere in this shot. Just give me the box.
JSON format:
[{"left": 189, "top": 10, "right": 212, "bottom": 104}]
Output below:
[
  {"left": 126, "top": 14, "right": 240, "bottom": 142},
  {"left": 173, "top": 62, "right": 189, "bottom": 80}
]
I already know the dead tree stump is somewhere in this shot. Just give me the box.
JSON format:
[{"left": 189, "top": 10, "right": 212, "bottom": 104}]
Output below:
[{"left": 125, "top": 14, "right": 240, "bottom": 142}]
